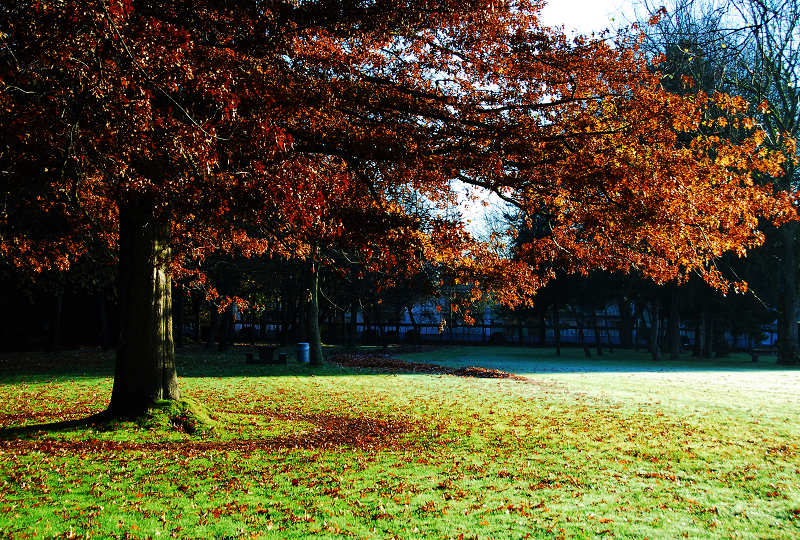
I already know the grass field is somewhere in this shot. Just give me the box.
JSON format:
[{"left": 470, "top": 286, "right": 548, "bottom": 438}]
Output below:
[{"left": 0, "top": 345, "right": 798, "bottom": 538}]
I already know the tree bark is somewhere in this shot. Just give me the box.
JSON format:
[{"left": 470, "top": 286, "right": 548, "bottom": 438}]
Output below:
[
  {"left": 109, "top": 201, "right": 179, "bottom": 417},
  {"left": 779, "top": 221, "right": 799, "bottom": 364},
  {"left": 307, "top": 255, "right": 323, "bottom": 366}
]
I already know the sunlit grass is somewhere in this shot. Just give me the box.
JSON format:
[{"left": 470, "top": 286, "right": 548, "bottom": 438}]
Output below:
[{"left": 0, "top": 345, "right": 798, "bottom": 538}]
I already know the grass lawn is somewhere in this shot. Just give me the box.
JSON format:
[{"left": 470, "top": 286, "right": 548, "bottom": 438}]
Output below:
[{"left": 0, "top": 345, "right": 798, "bottom": 538}]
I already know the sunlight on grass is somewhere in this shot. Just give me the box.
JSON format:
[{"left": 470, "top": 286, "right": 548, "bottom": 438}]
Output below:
[{"left": 1, "top": 346, "right": 798, "bottom": 538}]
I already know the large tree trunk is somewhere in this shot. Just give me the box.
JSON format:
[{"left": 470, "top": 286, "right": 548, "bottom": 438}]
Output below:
[
  {"left": 307, "top": 255, "right": 323, "bottom": 366},
  {"left": 779, "top": 222, "right": 799, "bottom": 364},
  {"left": 109, "top": 202, "right": 179, "bottom": 418}
]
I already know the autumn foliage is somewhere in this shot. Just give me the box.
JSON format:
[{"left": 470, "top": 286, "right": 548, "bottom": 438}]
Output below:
[{"left": 1, "top": 0, "right": 794, "bottom": 295}]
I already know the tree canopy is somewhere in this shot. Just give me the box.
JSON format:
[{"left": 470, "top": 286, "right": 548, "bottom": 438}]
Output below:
[{"left": 1, "top": 0, "right": 794, "bottom": 413}]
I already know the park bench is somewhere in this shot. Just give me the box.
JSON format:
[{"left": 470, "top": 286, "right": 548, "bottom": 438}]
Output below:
[
  {"left": 749, "top": 346, "right": 778, "bottom": 362},
  {"left": 245, "top": 346, "right": 285, "bottom": 365}
]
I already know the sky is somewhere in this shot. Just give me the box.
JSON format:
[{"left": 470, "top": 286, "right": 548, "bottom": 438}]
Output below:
[{"left": 539, "top": 0, "right": 636, "bottom": 36}]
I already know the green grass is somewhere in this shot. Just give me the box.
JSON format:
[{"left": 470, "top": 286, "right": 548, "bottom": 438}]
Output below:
[{"left": 0, "top": 345, "right": 798, "bottom": 538}]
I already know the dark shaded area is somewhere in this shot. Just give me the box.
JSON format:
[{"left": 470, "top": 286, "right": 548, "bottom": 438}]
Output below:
[
  {"left": 0, "top": 411, "right": 415, "bottom": 451},
  {"left": 0, "top": 412, "right": 111, "bottom": 440}
]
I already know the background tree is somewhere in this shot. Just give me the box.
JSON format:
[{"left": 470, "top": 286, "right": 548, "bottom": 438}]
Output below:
[{"left": 636, "top": 0, "right": 800, "bottom": 362}]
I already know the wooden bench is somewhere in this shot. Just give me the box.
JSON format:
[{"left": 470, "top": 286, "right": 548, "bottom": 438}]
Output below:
[
  {"left": 245, "top": 346, "right": 283, "bottom": 365},
  {"left": 749, "top": 347, "right": 778, "bottom": 362}
]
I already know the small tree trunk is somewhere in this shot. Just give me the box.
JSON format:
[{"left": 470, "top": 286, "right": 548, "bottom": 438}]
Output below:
[
  {"left": 218, "top": 305, "right": 233, "bottom": 352},
  {"left": 206, "top": 307, "right": 220, "bottom": 349},
  {"left": 649, "top": 302, "right": 661, "bottom": 362},
  {"left": 538, "top": 312, "right": 546, "bottom": 345},
  {"left": 407, "top": 305, "right": 421, "bottom": 347},
  {"left": 279, "top": 290, "right": 289, "bottom": 346},
  {"left": 618, "top": 300, "right": 633, "bottom": 348},
  {"left": 109, "top": 201, "right": 179, "bottom": 417},
  {"left": 217, "top": 266, "right": 234, "bottom": 352},
  {"left": 192, "top": 292, "right": 202, "bottom": 343},
  {"left": 779, "top": 222, "right": 799, "bottom": 364},
  {"left": 592, "top": 313, "right": 603, "bottom": 356},
  {"left": 575, "top": 309, "right": 591, "bottom": 358},
  {"left": 703, "top": 313, "right": 713, "bottom": 358},
  {"left": 604, "top": 316, "right": 615, "bottom": 353},
  {"left": 693, "top": 316, "right": 703, "bottom": 357},
  {"left": 307, "top": 255, "right": 323, "bottom": 366},
  {"left": 350, "top": 301, "right": 359, "bottom": 345},
  {"left": 669, "top": 289, "right": 680, "bottom": 360},
  {"left": 553, "top": 303, "right": 561, "bottom": 356}
]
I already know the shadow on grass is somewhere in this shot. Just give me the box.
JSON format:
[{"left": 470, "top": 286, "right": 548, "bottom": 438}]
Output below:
[
  {"left": 0, "top": 409, "right": 416, "bottom": 452},
  {"left": 0, "top": 411, "right": 110, "bottom": 440}
]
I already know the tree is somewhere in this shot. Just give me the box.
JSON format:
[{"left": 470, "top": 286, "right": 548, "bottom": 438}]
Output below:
[
  {"left": 1, "top": 0, "right": 794, "bottom": 418},
  {"left": 636, "top": 0, "right": 800, "bottom": 362}
]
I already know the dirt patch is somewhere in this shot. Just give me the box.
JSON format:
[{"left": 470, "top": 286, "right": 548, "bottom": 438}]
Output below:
[
  {"left": 0, "top": 412, "right": 415, "bottom": 456},
  {"left": 330, "top": 353, "right": 529, "bottom": 381}
]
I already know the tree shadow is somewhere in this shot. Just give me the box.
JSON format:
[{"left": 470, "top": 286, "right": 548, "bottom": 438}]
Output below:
[{"left": 0, "top": 411, "right": 110, "bottom": 440}]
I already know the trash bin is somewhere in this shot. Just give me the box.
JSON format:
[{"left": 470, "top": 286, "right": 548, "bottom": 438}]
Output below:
[{"left": 296, "top": 342, "right": 310, "bottom": 364}]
